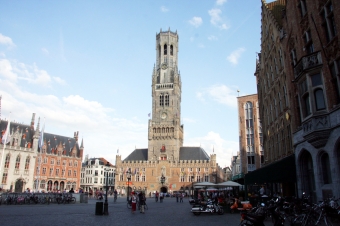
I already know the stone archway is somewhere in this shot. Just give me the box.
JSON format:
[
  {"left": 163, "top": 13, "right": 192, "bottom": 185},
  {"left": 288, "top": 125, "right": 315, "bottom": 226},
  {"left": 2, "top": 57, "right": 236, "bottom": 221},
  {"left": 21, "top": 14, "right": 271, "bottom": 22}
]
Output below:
[
  {"left": 160, "top": 186, "right": 168, "bottom": 193},
  {"left": 14, "top": 179, "right": 24, "bottom": 193},
  {"left": 299, "top": 150, "right": 316, "bottom": 202}
]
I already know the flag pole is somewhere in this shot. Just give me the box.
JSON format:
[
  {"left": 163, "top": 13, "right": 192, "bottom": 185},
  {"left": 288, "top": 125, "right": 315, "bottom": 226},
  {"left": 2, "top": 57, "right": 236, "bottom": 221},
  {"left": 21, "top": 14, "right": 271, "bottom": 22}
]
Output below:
[
  {"left": 0, "top": 112, "right": 11, "bottom": 190},
  {"left": 36, "top": 117, "right": 45, "bottom": 192}
]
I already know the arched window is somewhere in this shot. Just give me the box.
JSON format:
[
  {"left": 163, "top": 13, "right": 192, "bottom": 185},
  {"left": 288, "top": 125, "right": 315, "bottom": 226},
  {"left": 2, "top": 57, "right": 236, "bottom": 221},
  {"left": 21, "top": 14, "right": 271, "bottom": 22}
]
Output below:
[
  {"left": 170, "top": 45, "right": 173, "bottom": 55},
  {"left": 164, "top": 44, "right": 167, "bottom": 55},
  {"left": 15, "top": 155, "right": 20, "bottom": 169},
  {"left": 165, "top": 94, "right": 169, "bottom": 106},
  {"left": 25, "top": 156, "right": 30, "bottom": 170},
  {"left": 160, "top": 94, "right": 164, "bottom": 106},
  {"left": 4, "top": 154, "right": 10, "bottom": 168}
]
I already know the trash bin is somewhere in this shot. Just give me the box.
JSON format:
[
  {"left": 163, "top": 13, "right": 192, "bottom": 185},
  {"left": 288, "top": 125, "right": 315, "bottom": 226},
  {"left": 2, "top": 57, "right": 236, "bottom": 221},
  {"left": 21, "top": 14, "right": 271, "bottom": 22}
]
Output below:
[
  {"left": 95, "top": 202, "right": 103, "bottom": 215},
  {"left": 83, "top": 193, "right": 88, "bottom": 203},
  {"left": 80, "top": 193, "right": 83, "bottom": 203}
]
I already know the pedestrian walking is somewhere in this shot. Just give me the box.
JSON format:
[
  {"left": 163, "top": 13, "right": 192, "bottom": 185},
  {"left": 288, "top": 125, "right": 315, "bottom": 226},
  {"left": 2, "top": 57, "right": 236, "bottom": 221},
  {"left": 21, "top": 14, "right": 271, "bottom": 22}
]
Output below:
[
  {"left": 155, "top": 191, "right": 159, "bottom": 202},
  {"left": 176, "top": 193, "right": 179, "bottom": 202},
  {"left": 131, "top": 192, "right": 137, "bottom": 213},
  {"left": 138, "top": 192, "right": 146, "bottom": 213},
  {"left": 113, "top": 189, "right": 117, "bottom": 203},
  {"left": 180, "top": 193, "right": 184, "bottom": 203}
]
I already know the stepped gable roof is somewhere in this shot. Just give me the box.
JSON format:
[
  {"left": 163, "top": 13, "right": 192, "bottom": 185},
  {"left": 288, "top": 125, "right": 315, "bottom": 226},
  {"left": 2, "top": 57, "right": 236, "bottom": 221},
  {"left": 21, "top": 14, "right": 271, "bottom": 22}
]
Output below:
[
  {"left": 266, "top": 0, "right": 286, "bottom": 27},
  {"left": 0, "top": 120, "right": 34, "bottom": 147},
  {"left": 42, "top": 133, "right": 79, "bottom": 156},
  {"left": 123, "top": 149, "right": 148, "bottom": 161},
  {"left": 179, "top": 147, "right": 210, "bottom": 161}
]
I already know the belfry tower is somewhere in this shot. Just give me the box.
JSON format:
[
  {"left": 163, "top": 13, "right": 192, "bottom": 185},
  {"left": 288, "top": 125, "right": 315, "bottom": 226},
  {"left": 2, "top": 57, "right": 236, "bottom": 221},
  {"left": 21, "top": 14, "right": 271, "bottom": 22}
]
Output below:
[{"left": 148, "top": 29, "right": 183, "bottom": 161}]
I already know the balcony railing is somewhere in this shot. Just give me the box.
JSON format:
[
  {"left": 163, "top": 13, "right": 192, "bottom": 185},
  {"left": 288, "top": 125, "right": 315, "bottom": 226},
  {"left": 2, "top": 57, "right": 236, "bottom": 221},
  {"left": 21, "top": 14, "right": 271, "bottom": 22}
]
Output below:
[
  {"left": 294, "top": 51, "right": 322, "bottom": 78},
  {"left": 155, "top": 83, "right": 173, "bottom": 90}
]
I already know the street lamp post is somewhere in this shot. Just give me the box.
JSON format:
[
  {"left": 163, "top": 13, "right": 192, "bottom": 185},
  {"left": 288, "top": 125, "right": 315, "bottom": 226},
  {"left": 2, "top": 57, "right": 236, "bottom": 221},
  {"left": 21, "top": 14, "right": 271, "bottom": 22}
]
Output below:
[
  {"left": 191, "top": 175, "right": 195, "bottom": 199},
  {"left": 103, "top": 162, "right": 110, "bottom": 215},
  {"left": 126, "top": 168, "right": 131, "bottom": 201}
]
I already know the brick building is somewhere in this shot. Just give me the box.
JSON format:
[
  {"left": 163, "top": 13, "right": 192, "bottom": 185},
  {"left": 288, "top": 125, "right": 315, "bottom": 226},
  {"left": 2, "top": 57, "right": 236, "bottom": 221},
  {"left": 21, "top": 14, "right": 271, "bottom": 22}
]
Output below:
[
  {"left": 281, "top": 0, "right": 340, "bottom": 202},
  {"left": 248, "top": 0, "right": 296, "bottom": 198},
  {"left": 34, "top": 129, "right": 83, "bottom": 192},
  {"left": 114, "top": 29, "right": 223, "bottom": 197},
  {"left": 236, "top": 94, "right": 263, "bottom": 181}
]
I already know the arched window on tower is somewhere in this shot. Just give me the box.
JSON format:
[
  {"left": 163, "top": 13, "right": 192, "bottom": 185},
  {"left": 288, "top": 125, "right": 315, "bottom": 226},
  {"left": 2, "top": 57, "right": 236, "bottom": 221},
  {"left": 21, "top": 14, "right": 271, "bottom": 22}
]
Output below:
[
  {"left": 164, "top": 44, "right": 167, "bottom": 55},
  {"left": 165, "top": 94, "right": 169, "bottom": 106},
  {"left": 160, "top": 94, "right": 164, "bottom": 106},
  {"left": 170, "top": 45, "right": 173, "bottom": 55}
]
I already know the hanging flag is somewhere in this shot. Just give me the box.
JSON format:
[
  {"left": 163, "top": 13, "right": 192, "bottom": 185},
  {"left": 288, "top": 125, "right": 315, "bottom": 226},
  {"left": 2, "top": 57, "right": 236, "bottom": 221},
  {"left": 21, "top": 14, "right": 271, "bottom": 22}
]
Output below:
[
  {"left": 117, "top": 149, "right": 119, "bottom": 154},
  {"left": 38, "top": 122, "right": 45, "bottom": 149},
  {"left": 2, "top": 120, "right": 11, "bottom": 144}
]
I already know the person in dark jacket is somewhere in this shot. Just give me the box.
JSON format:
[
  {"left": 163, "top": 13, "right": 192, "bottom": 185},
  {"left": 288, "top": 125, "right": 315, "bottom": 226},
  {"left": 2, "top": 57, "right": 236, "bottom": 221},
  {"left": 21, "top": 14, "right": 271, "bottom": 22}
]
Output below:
[{"left": 138, "top": 192, "right": 146, "bottom": 213}]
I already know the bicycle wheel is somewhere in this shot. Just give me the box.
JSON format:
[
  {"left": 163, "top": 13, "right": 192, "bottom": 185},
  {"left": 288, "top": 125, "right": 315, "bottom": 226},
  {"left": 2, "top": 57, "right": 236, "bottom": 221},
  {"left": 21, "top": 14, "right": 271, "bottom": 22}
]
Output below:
[
  {"left": 127, "top": 202, "right": 131, "bottom": 209},
  {"left": 71, "top": 197, "right": 76, "bottom": 204}
]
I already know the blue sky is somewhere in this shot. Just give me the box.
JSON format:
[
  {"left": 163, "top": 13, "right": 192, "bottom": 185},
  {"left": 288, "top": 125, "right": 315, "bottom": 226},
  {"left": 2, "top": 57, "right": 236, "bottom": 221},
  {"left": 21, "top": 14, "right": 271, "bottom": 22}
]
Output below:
[{"left": 0, "top": 0, "right": 265, "bottom": 167}]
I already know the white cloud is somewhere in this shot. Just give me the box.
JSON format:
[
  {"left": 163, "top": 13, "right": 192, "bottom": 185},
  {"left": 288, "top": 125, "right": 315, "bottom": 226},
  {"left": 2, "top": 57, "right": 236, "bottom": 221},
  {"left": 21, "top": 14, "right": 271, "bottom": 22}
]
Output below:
[
  {"left": 197, "top": 84, "right": 238, "bottom": 108},
  {"left": 198, "top": 43, "right": 205, "bottom": 48},
  {"left": 0, "top": 59, "right": 18, "bottom": 81},
  {"left": 53, "top": 76, "right": 66, "bottom": 85},
  {"left": 227, "top": 48, "right": 245, "bottom": 65},
  {"left": 208, "top": 35, "right": 218, "bottom": 41},
  {"left": 208, "top": 8, "right": 230, "bottom": 30},
  {"left": 0, "top": 33, "right": 15, "bottom": 47},
  {"left": 185, "top": 131, "right": 238, "bottom": 166},
  {"left": 188, "top": 17, "right": 203, "bottom": 28},
  {"left": 216, "top": 0, "right": 227, "bottom": 5},
  {"left": 42, "top": 48, "right": 49, "bottom": 55},
  {"left": 160, "top": 6, "right": 169, "bottom": 12},
  {"left": 0, "top": 58, "right": 66, "bottom": 87}
]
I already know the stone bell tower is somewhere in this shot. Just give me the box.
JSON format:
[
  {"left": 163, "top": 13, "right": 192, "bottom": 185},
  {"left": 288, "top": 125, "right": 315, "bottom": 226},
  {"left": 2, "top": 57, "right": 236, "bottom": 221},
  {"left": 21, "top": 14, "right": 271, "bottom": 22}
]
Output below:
[{"left": 148, "top": 28, "right": 183, "bottom": 161}]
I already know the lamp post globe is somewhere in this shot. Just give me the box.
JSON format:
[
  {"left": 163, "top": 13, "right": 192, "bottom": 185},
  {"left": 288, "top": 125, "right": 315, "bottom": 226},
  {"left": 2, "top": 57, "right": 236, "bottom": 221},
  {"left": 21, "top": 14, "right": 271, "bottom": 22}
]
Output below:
[
  {"left": 103, "top": 162, "right": 110, "bottom": 215},
  {"left": 160, "top": 174, "right": 165, "bottom": 187}
]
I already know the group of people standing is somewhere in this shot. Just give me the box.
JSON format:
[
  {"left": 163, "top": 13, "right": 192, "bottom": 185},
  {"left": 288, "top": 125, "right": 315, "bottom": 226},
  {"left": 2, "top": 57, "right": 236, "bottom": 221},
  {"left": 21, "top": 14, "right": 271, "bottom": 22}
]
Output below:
[{"left": 130, "top": 191, "right": 146, "bottom": 214}]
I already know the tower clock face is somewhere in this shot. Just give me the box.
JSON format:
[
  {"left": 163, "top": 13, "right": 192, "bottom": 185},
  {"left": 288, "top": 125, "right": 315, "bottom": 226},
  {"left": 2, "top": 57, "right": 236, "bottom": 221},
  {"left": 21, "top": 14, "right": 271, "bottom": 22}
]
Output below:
[
  {"left": 161, "top": 112, "right": 167, "bottom": 119},
  {"left": 161, "top": 63, "right": 168, "bottom": 70}
]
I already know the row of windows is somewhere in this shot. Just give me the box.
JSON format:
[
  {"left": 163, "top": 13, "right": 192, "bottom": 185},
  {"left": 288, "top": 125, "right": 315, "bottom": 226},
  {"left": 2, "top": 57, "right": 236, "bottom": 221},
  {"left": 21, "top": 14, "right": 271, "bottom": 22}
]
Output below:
[
  {"left": 158, "top": 44, "right": 174, "bottom": 56},
  {"left": 81, "top": 177, "right": 114, "bottom": 184},
  {"left": 36, "top": 167, "right": 77, "bottom": 177},
  {"left": 266, "top": 126, "right": 292, "bottom": 162},
  {"left": 38, "top": 157, "right": 78, "bottom": 167},
  {"left": 265, "top": 86, "right": 288, "bottom": 125},
  {"left": 4, "top": 154, "right": 30, "bottom": 170},
  {"left": 298, "top": 0, "right": 336, "bottom": 44}
]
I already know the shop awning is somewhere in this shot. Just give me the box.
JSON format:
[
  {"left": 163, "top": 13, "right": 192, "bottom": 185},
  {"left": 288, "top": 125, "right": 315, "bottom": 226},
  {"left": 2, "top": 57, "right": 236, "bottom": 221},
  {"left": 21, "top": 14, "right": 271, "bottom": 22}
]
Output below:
[{"left": 244, "top": 154, "right": 296, "bottom": 185}]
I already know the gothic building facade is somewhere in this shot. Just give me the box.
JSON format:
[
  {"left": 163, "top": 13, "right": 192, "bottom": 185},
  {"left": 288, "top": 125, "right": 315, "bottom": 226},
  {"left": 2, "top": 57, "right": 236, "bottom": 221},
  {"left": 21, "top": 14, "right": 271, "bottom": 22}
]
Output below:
[
  {"left": 0, "top": 113, "right": 83, "bottom": 192},
  {"left": 115, "top": 29, "right": 222, "bottom": 196},
  {"left": 281, "top": 0, "right": 340, "bottom": 202}
]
